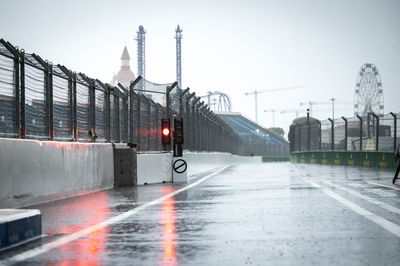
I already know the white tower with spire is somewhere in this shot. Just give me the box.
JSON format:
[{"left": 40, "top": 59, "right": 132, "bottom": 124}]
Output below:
[{"left": 110, "top": 46, "right": 135, "bottom": 88}]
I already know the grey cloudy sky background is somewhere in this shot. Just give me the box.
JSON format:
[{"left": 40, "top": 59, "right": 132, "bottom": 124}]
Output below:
[{"left": 1, "top": 0, "right": 399, "bottom": 134}]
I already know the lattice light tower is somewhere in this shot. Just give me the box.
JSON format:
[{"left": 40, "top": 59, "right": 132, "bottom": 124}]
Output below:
[
  {"left": 136, "top": 25, "right": 146, "bottom": 90},
  {"left": 175, "top": 25, "right": 183, "bottom": 89}
]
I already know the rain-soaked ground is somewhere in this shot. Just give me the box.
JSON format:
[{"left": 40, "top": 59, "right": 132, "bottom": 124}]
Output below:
[{"left": 1, "top": 162, "right": 400, "bottom": 265}]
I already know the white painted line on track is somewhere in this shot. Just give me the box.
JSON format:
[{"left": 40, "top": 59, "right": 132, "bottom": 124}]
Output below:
[
  {"left": 321, "top": 180, "right": 400, "bottom": 215},
  {"left": 302, "top": 179, "right": 321, "bottom": 188},
  {"left": 366, "top": 181, "right": 400, "bottom": 191},
  {"left": 4, "top": 165, "right": 231, "bottom": 264},
  {"left": 303, "top": 179, "right": 400, "bottom": 238},
  {"left": 365, "top": 188, "right": 398, "bottom": 197}
]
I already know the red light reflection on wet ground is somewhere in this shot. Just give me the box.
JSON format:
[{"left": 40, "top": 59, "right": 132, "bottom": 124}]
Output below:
[
  {"left": 45, "top": 191, "right": 110, "bottom": 265},
  {"left": 161, "top": 189, "right": 177, "bottom": 266}
]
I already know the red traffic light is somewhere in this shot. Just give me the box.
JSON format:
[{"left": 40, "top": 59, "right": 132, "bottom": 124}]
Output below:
[
  {"left": 161, "top": 118, "right": 171, "bottom": 145},
  {"left": 162, "top": 128, "right": 170, "bottom": 136}
]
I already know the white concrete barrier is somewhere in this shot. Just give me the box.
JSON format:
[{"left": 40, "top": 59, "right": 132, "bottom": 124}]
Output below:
[
  {"left": 0, "top": 138, "right": 113, "bottom": 208},
  {"left": 0, "top": 138, "right": 262, "bottom": 207},
  {"left": 184, "top": 152, "right": 261, "bottom": 178},
  {"left": 136, "top": 151, "right": 261, "bottom": 184},
  {"left": 137, "top": 153, "right": 173, "bottom": 185}
]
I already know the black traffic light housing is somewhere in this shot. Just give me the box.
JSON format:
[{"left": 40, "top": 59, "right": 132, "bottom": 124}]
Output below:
[
  {"left": 173, "top": 118, "right": 184, "bottom": 145},
  {"left": 161, "top": 118, "right": 171, "bottom": 145}
]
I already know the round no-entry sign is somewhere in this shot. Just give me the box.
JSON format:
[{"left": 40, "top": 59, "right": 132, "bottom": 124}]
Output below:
[{"left": 173, "top": 159, "right": 187, "bottom": 174}]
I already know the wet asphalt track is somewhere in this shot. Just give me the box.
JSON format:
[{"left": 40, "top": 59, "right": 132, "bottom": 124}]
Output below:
[{"left": 1, "top": 162, "right": 400, "bottom": 265}]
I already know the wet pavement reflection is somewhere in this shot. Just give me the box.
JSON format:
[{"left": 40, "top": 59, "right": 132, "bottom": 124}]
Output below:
[
  {"left": 2, "top": 163, "right": 400, "bottom": 265},
  {"left": 161, "top": 190, "right": 177, "bottom": 266}
]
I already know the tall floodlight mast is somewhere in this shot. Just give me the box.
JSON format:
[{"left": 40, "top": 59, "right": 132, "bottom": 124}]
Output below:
[
  {"left": 136, "top": 25, "right": 146, "bottom": 92},
  {"left": 175, "top": 25, "right": 183, "bottom": 89}
]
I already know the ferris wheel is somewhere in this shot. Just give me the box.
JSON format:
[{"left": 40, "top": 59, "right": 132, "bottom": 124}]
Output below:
[{"left": 354, "top": 63, "right": 384, "bottom": 117}]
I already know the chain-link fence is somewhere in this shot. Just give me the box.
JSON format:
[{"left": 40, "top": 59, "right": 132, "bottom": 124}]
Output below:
[
  {"left": 0, "top": 39, "right": 241, "bottom": 154},
  {"left": 289, "top": 112, "right": 399, "bottom": 153}
]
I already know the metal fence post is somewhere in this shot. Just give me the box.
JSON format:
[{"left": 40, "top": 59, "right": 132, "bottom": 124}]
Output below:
[
  {"left": 307, "top": 109, "right": 310, "bottom": 151},
  {"left": 166, "top": 81, "right": 178, "bottom": 119},
  {"left": 390, "top": 112, "right": 397, "bottom": 152},
  {"left": 114, "top": 87, "right": 121, "bottom": 143},
  {"left": 179, "top": 88, "right": 189, "bottom": 118},
  {"left": 137, "top": 94, "right": 141, "bottom": 149},
  {"left": 147, "top": 97, "right": 151, "bottom": 151},
  {"left": 318, "top": 120, "right": 322, "bottom": 151},
  {"left": 372, "top": 113, "right": 379, "bottom": 151},
  {"left": 72, "top": 73, "right": 77, "bottom": 140},
  {"left": 342, "top": 116, "right": 348, "bottom": 151},
  {"left": 19, "top": 50, "right": 26, "bottom": 138},
  {"left": 297, "top": 126, "right": 301, "bottom": 152},
  {"left": 127, "top": 77, "right": 142, "bottom": 144},
  {"left": 68, "top": 71, "right": 74, "bottom": 139},
  {"left": 356, "top": 115, "right": 362, "bottom": 151},
  {"left": 328, "top": 118, "right": 334, "bottom": 150}
]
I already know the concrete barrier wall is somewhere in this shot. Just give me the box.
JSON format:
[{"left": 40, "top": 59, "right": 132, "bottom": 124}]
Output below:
[
  {"left": 291, "top": 151, "right": 397, "bottom": 169},
  {"left": 262, "top": 156, "right": 290, "bottom": 162},
  {"left": 137, "top": 152, "right": 261, "bottom": 184},
  {"left": 0, "top": 137, "right": 262, "bottom": 207},
  {"left": 0, "top": 138, "right": 114, "bottom": 208},
  {"left": 183, "top": 152, "right": 261, "bottom": 178},
  {"left": 137, "top": 153, "right": 173, "bottom": 185}
]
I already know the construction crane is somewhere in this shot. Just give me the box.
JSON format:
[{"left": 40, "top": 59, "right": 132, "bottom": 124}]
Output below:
[
  {"left": 245, "top": 85, "right": 304, "bottom": 124},
  {"left": 263, "top": 109, "right": 277, "bottom": 127},
  {"left": 264, "top": 109, "right": 305, "bottom": 127},
  {"left": 299, "top": 100, "right": 352, "bottom": 119},
  {"left": 280, "top": 109, "right": 303, "bottom": 118}
]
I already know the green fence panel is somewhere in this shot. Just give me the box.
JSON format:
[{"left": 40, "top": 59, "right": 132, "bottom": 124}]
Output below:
[{"left": 291, "top": 151, "right": 397, "bottom": 169}]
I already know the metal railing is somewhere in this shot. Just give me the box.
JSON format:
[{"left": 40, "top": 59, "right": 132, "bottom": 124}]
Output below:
[
  {"left": 0, "top": 39, "right": 241, "bottom": 154},
  {"left": 289, "top": 112, "right": 399, "bottom": 153}
]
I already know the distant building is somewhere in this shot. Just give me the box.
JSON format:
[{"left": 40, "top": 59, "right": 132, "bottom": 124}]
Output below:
[{"left": 110, "top": 46, "right": 135, "bottom": 88}]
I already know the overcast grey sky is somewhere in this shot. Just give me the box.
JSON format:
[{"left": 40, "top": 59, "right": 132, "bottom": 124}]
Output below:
[{"left": 1, "top": 0, "right": 399, "bottom": 133}]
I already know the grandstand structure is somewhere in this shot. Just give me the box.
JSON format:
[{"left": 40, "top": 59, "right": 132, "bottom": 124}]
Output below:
[{"left": 217, "top": 112, "right": 289, "bottom": 157}]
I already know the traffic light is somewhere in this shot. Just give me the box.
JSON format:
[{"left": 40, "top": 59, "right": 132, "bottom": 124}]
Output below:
[
  {"left": 161, "top": 118, "right": 171, "bottom": 145},
  {"left": 174, "top": 118, "right": 184, "bottom": 145}
]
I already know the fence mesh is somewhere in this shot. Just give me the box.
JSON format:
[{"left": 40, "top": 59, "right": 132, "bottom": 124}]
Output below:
[
  {"left": 118, "top": 91, "right": 128, "bottom": 143},
  {"left": 333, "top": 118, "right": 346, "bottom": 151},
  {"left": 53, "top": 66, "right": 71, "bottom": 140},
  {"left": 0, "top": 51, "right": 17, "bottom": 138},
  {"left": 24, "top": 59, "right": 47, "bottom": 139},
  {"left": 76, "top": 77, "right": 90, "bottom": 141},
  {"left": 110, "top": 90, "right": 119, "bottom": 143},
  {"left": 289, "top": 112, "right": 399, "bottom": 153},
  {"left": 0, "top": 39, "right": 292, "bottom": 156},
  {"left": 138, "top": 95, "right": 149, "bottom": 151},
  {"left": 94, "top": 82, "right": 106, "bottom": 142}
]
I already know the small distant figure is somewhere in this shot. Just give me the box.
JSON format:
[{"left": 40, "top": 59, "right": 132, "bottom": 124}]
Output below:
[
  {"left": 88, "top": 128, "right": 97, "bottom": 142},
  {"left": 393, "top": 144, "right": 400, "bottom": 185}
]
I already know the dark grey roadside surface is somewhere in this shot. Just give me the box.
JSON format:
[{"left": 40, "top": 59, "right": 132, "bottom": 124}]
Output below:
[{"left": 1, "top": 163, "right": 400, "bottom": 265}]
